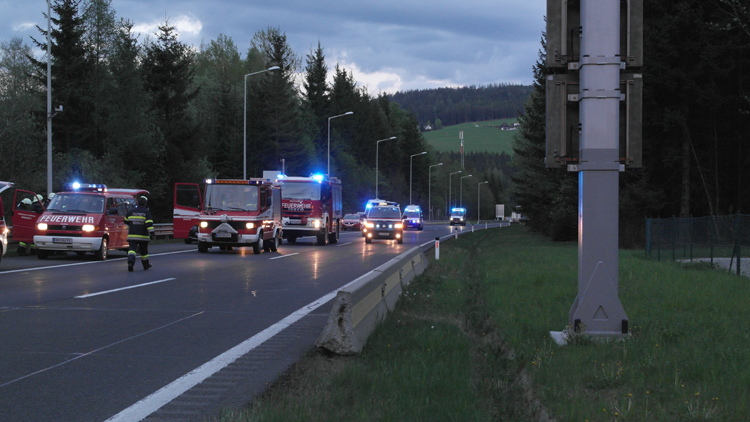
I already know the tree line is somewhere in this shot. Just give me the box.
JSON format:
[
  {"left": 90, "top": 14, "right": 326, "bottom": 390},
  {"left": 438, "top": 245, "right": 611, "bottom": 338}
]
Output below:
[
  {"left": 0, "top": 0, "right": 526, "bottom": 221},
  {"left": 512, "top": 0, "right": 750, "bottom": 247},
  {"left": 390, "top": 84, "right": 533, "bottom": 130}
]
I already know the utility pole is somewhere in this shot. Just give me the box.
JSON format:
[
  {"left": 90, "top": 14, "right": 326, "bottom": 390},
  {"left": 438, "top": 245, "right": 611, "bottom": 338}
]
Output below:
[{"left": 546, "top": 0, "right": 643, "bottom": 340}]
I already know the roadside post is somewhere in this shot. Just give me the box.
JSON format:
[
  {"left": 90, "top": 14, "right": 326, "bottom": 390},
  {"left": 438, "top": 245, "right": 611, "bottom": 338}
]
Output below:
[{"left": 435, "top": 237, "right": 440, "bottom": 260}]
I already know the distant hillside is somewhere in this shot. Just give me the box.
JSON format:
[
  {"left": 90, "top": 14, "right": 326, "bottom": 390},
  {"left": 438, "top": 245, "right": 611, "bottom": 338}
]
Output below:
[
  {"left": 389, "top": 84, "right": 532, "bottom": 128},
  {"left": 422, "top": 118, "right": 518, "bottom": 155}
]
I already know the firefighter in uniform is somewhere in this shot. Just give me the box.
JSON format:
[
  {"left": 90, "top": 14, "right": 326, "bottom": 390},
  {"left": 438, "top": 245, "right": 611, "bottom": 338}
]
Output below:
[{"left": 125, "top": 196, "right": 155, "bottom": 271}]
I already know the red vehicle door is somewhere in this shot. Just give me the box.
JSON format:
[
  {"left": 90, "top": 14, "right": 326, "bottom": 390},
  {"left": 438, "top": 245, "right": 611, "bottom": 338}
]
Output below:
[
  {"left": 11, "top": 189, "right": 44, "bottom": 244},
  {"left": 173, "top": 183, "right": 202, "bottom": 240}
]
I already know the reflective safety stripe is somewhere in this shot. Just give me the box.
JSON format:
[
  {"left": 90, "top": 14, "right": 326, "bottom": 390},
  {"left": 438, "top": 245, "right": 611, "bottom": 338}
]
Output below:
[
  {"left": 128, "top": 251, "right": 137, "bottom": 255},
  {"left": 128, "top": 235, "right": 150, "bottom": 240},
  {"left": 140, "top": 255, "right": 149, "bottom": 259}
]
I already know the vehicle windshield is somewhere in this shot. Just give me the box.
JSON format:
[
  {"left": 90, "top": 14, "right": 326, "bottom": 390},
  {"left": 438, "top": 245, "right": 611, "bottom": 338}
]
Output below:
[
  {"left": 451, "top": 209, "right": 466, "bottom": 217},
  {"left": 282, "top": 182, "right": 321, "bottom": 200},
  {"left": 205, "top": 184, "right": 259, "bottom": 211},
  {"left": 47, "top": 193, "right": 105, "bottom": 214},
  {"left": 344, "top": 214, "right": 359, "bottom": 220},
  {"left": 368, "top": 206, "right": 401, "bottom": 219},
  {"left": 403, "top": 210, "right": 421, "bottom": 218}
]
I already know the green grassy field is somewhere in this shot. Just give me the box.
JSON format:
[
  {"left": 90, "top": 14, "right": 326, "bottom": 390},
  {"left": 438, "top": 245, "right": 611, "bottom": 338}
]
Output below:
[
  {"left": 212, "top": 226, "right": 750, "bottom": 422},
  {"left": 422, "top": 118, "right": 518, "bottom": 155}
]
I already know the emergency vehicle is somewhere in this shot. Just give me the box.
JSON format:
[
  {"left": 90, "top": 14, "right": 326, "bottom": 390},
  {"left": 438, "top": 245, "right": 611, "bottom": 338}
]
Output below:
[
  {"left": 402, "top": 205, "right": 424, "bottom": 230},
  {"left": 10, "top": 186, "right": 48, "bottom": 255},
  {"left": 281, "top": 174, "right": 342, "bottom": 245},
  {"left": 174, "top": 179, "right": 283, "bottom": 254},
  {"left": 33, "top": 183, "right": 149, "bottom": 260},
  {"left": 0, "top": 181, "right": 13, "bottom": 263},
  {"left": 449, "top": 207, "right": 467, "bottom": 226},
  {"left": 362, "top": 203, "right": 404, "bottom": 244}
]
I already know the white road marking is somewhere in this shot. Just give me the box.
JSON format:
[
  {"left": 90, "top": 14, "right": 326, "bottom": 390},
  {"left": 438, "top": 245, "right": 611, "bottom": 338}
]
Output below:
[
  {"left": 104, "top": 292, "right": 338, "bottom": 422},
  {"left": 0, "top": 249, "right": 196, "bottom": 275},
  {"left": 106, "top": 270, "right": 379, "bottom": 422},
  {"left": 269, "top": 253, "right": 299, "bottom": 260},
  {"left": 0, "top": 311, "right": 204, "bottom": 389},
  {"left": 75, "top": 278, "right": 176, "bottom": 298},
  {"left": 336, "top": 242, "right": 352, "bottom": 247}
]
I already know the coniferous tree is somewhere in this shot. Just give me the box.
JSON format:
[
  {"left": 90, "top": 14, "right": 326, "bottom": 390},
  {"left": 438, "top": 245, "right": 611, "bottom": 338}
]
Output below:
[
  {"left": 302, "top": 41, "right": 330, "bottom": 159},
  {"left": 141, "top": 20, "right": 201, "bottom": 186},
  {"left": 30, "top": 0, "right": 94, "bottom": 154},
  {"left": 511, "top": 35, "right": 577, "bottom": 240}
]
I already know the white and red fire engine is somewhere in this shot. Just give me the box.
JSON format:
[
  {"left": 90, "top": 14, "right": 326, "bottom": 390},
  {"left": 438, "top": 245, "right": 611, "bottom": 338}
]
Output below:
[
  {"left": 281, "top": 174, "right": 342, "bottom": 245},
  {"left": 173, "top": 178, "right": 282, "bottom": 254}
]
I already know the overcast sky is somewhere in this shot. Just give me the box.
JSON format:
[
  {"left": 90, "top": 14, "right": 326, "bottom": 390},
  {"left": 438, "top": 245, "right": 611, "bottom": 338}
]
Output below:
[{"left": 2, "top": 0, "right": 546, "bottom": 95}]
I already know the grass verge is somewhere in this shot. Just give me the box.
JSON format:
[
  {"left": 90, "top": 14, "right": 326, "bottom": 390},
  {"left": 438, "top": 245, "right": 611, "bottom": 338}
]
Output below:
[{"left": 212, "top": 226, "right": 750, "bottom": 421}]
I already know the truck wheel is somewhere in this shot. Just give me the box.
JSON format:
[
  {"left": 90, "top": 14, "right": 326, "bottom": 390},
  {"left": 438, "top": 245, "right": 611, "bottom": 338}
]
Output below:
[
  {"left": 397, "top": 236, "right": 404, "bottom": 244},
  {"left": 198, "top": 242, "right": 208, "bottom": 253},
  {"left": 317, "top": 230, "right": 328, "bottom": 246},
  {"left": 329, "top": 223, "right": 339, "bottom": 244},
  {"left": 365, "top": 237, "right": 372, "bottom": 244},
  {"left": 270, "top": 231, "right": 280, "bottom": 252},
  {"left": 95, "top": 238, "right": 108, "bottom": 261},
  {"left": 253, "top": 230, "right": 263, "bottom": 254},
  {"left": 263, "top": 236, "right": 271, "bottom": 252}
]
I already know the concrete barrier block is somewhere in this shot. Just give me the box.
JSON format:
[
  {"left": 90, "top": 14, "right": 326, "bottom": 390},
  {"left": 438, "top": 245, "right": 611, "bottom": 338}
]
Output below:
[{"left": 316, "top": 247, "right": 430, "bottom": 355}]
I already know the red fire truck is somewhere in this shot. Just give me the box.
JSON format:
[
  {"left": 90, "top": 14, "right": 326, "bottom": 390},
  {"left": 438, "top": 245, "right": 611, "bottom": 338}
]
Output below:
[
  {"left": 173, "top": 179, "right": 283, "bottom": 254},
  {"left": 281, "top": 174, "right": 342, "bottom": 245}
]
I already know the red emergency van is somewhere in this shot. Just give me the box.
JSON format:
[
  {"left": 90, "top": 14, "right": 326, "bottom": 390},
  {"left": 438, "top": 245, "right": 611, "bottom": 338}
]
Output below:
[
  {"left": 10, "top": 187, "right": 47, "bottom": 255},
  {"left": 33, "top": 183, "right": 149, "bottom": 260}
]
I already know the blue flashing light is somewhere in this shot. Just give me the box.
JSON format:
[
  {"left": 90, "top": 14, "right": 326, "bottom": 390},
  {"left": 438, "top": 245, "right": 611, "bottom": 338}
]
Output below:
[
  {"left": 311, "top": 174, "right": 324, "bottom": 183},
  {"left": 277, "top": 173, "right": 286, "bottom": 180},
  {"left": 63, "top": 182, "right": 107, "bottom": 192}
]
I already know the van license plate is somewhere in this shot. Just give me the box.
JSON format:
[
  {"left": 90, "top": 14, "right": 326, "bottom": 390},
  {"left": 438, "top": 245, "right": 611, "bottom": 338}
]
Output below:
[
  {"left": 379, "top": 232, "right": 390, "bottom": 236},
  {"left": 215, "top": 232, "right": 231, "bottom": 238},
  {"left": 53, "top": 238, "right": 73, "bottom": 244}
]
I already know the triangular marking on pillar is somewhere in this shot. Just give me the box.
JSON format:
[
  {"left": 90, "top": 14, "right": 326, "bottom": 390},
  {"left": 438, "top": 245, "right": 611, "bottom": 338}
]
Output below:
[{"left": 593, "top": 305, "right": 608, "bottom": 320}]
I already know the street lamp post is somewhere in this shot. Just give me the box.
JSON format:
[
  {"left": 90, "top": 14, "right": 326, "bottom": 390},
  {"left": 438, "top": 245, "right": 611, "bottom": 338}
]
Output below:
[
  {"left": 328, "top": 111, "right": 354, "bottom": 175},
  {"left": 460, "top": 174, "right": 473, "bottom": 208},
  {"left": 244, "top": 66, "right": 280, "bottom": 179},
  {"left": 448, "top": 171, "right": 462, "bottom": 212},
  {"left": 46, "top": 0, "right": 52, "bottom": 195},
  {"left": 409, "top": 151, "right": 426, "bottom": 204},
  {"left": 428, "top": 163, "right": 443, "bottom": 220},
  {"left": 375, "top": 136, "right": 396, "bottom": 199},
  {"left": 478, "top": 181, "right": 488, "bottom": 222}
]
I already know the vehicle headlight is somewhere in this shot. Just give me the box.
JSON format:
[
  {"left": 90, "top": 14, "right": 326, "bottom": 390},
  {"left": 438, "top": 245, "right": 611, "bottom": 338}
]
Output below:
[
  {"left": 37, "top": 223, "right": 48, "bottom": 231},
  {"left": 246, "top": 222, "right": 255, "bottom": 229},
  {"left": 395, "top": 223, "right": 403, "bottom": 229},
  {"left": 82, "top": 224, "right": 96, "bottom": 232},
  {"left": 366, "top": 223, "right": 375, "bottom": 228},
  {"left": 313, "top": 220, "right": 321, "bottom": 228},
  {"left": 200, "top": 221, "right": 208, "bottom": 228}
]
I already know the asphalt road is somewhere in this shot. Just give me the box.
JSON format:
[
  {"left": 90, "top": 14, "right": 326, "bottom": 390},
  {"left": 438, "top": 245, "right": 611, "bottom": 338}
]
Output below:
[{"left": 0, "top": 223, "right": 501, "bottom": 421}]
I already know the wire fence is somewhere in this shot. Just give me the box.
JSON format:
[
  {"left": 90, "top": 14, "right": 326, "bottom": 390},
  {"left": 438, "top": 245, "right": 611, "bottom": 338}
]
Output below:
[{"left": 645, "top": 214, "right": 750, "bottom": 276}]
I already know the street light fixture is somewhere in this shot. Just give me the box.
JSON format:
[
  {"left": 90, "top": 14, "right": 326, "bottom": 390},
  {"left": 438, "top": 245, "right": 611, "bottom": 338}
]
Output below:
[
  {"left": 449, "top": 171, "right": 462, "bottom": 212},
  {"left": 409, "top": 151, "right": 426, "bottom": 204},
  {"left": 428, "top": 163, "right": 443, "bottom": 220},
  {"left": 375, "top": 136, "right": 396, "bottom": 199},
  {"left": 244, "top": 66, "right": 280, "bottom": 179},
  {"left": 478, "top": 181, "right": 488, "bottom": 222},
  {"left": 460, "top": 174, "right": 473, "bottom": 207},
  {"left": 328, "top": 111, "right": 354, "bottom": 175}
]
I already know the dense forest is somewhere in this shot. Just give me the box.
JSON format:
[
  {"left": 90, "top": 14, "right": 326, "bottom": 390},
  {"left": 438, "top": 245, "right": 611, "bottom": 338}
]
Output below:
[
  {"left": 512, "top": 0, "right": 750, "bottom": 246},
  {"left": 389, "top": 84, "right": 533, "bottom": 130},
  {"left": 0, "top": 0, "right": 524, "bottom": 222}
]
